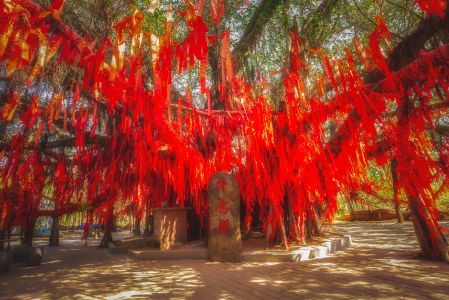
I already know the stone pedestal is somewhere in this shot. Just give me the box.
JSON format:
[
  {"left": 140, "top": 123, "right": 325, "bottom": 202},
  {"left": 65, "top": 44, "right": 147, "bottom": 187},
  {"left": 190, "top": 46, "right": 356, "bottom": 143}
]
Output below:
[
  {"left": 12, "top": 245, "right": 29, "bottom": 263},
  {"left": 0, "top": 251, "right": 12, "bottom": 274},
  {"left": 25, "top": 246, "right": 44, "bottom": 267},
  {"left": 152, "top": 207, "right": 188, "bottom": 250},
  {"left": 208, "top": 172, "right": 242, "bottom": 262}
]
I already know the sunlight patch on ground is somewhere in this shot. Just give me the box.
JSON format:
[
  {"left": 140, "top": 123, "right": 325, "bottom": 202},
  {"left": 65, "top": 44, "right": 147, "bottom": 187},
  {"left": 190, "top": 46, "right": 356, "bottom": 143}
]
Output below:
[{"left": 2, "top": 222, "right": 449, "bottom": 299}]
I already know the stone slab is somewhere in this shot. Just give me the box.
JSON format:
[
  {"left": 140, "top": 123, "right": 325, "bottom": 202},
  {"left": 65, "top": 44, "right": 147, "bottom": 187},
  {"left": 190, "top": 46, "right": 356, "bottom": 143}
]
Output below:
[{"left": 152, "top": 207, "right": 188, "bottom": 250}]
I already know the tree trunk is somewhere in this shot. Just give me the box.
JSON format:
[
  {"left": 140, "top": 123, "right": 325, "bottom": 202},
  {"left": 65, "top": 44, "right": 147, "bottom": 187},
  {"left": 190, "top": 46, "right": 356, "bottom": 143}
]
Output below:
[
  {"left": 347, "top": 192, "right": 357, "bottom": 222},
  {"left": 133, "top": 214, "right": 141, "bottom": 235},
  {"left": 305, "top": 206, "right": 313, "bottom": 242},
  {"left": 0, "top": 229, "right": 4, "bottom": 250},
  {"left": 305, "top": 203, "right": 322, "bottom": 241},
  {"left": 283, "top": 195, "right": 293, "bottom": 239},
  {"left": 7, "top": 221, "right": 12, "bottom": 250},
  {"left": 397, "top": 97, "right": 449, "bottom": 261},
  {"left": 265, "top": 205, "right": 273, "bottom": 249},
  {"left": 143, "top": 199, "right": 150, "bottom": 236},
  {"left": 112, "top": 217, "right": 118, "bottom": 232},
  {"left": 49, "top": 215, "right": 60, "bottom": 246},
  {"left": 99, "top": 207, "right": 114, "bottom": 248},
  {"left": 0, "top": 202, "right": 6, "bottom": 250},
  {"left": 289, "top": 203, "right": 302, "bottom": 244},
  {"left": 99, "top": 229, "right": 113, "bottom": 248},
  {"left": 22, "top": 223, "right": 35, "bottom": 246},
  {"left": 394, "top": 201, "right": 403, "bottom": 223},
  {"left": 278, "top": 212, "right": 289, "bottom": 251},
  {"left": 408, "top": 196, "right": 449, "bottom": 260},
  {"left": 233, "top": 0, "right": 284, "bottom": 71},
  {"left": 391, "top": 159, "right": 404, "bottom": 223},
  {"left": 208, "top": 44, "right": 223, "bottom": 110}
]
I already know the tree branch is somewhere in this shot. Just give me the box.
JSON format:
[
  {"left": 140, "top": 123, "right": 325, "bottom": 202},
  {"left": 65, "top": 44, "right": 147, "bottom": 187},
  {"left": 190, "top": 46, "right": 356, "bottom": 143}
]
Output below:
[{"left": 232, "top": 0, "right": 284, "bottom": 71}]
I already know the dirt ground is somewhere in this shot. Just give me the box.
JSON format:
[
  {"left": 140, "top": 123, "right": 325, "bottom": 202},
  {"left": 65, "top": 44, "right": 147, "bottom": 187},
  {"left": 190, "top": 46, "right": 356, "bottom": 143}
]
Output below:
[{"left": 1, "top": 221, "right": 449, "bottom": 299}]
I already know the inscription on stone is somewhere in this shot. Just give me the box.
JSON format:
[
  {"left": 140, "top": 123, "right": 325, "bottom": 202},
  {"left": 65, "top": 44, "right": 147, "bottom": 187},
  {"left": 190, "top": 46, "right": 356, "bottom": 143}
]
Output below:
[{"left": 207, "top": 171, "right": 242, "bottom": 262}]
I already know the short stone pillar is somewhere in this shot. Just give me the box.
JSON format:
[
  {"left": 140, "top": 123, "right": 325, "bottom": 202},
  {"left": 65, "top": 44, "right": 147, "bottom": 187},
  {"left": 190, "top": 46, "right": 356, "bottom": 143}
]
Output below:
[
  {"left": 26, "top": 246, "right": 44, "bottom": 267},
  {"left": 152, "top": 207, "right": 188, "bottom": 250},
  {"left": 12, "top": 245, "right": 29, "bottom": 263},
  {"left": 208, "top": 171, "right": 242, "bottom": 262},
  {"left": 0, "top": 251, "right": 12, "bottom": 274}
]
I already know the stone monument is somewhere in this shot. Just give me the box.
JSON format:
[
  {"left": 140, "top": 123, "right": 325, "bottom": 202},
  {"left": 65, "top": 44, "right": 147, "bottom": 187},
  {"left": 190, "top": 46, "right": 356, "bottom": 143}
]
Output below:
[
  {"left": 207, "top": 171, "right": 242, "bottom": 262},
  {"left": 152, "top": 207, "right": 188, "bottom": 250}
]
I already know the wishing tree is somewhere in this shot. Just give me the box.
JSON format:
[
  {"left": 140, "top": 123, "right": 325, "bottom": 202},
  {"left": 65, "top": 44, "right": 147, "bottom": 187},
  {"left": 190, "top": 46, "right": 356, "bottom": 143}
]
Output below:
[{"left": 0, "top": 0, "right": 449, "bottom": 261}]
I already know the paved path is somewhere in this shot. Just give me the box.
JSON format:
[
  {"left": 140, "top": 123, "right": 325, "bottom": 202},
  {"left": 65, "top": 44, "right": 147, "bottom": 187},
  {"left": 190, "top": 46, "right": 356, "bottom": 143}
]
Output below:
[{"left": 1, "top": 221, "right": 449, "bottom": 299}]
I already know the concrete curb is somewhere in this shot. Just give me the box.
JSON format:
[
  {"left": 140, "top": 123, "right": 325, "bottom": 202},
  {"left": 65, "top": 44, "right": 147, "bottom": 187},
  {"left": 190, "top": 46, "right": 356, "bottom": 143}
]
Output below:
[
  {"left": 242, "top": 235, "right": 352, "bottom": 263},
  {"left": 108, "top": 235, "right": 352, "bottom": 262}
]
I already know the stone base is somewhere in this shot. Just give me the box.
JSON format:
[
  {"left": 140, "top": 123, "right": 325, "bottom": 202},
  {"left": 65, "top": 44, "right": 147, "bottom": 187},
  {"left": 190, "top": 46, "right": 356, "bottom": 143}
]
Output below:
[
  {"left": 208, "top": 238, "right": 242, "bottom": 262},
  {"left": 11, "top": 245, "right": 44, "bottom": 266},
  {"left": 25, "top": 246, "right": 44, "bottom": 267},
  {"left": 152, "top": 208, "right": 188, "bottom": 250},
  {"left": 0, "top": 251, "right": 12, "bottom": 274},
  {"left": 12, "top": 245, "right": 30, "bottom": 263},
  {"left": 242, "top": 235, "right": 352, "bottom": 262},
  {"left": 207, "top": 172, "right": 242, "bottom": 262}
]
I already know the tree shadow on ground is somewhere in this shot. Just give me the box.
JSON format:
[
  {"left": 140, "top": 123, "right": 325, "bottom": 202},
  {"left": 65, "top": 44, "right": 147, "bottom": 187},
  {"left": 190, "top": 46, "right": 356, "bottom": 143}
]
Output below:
[{"left": 1, "top": 221, "right": 449, "bottom": 299}]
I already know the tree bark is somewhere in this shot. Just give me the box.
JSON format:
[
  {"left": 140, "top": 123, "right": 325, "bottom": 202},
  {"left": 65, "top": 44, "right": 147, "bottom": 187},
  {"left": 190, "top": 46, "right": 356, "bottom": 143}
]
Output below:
[
  {"left": 365, "top": 2, "right": 449, "bottom": 84},
  {"left": 310, "top": 164, "right": 327, "bottom": 237},
  {"left": 22, "top": 222, "right": 35, "bottom": 246},
  {"left": 305, "top": 202, "right": 322, "bottom": 241},
  {"left": 0, "top": 229, "right": 4, "bottom": 250},
  {"left": 99, "top": 222, "right": 112, "bottom": 248},
  {"left": 49, "top": 215, "right": 60, "bottom": 246},
  {"left": 278, "top": 212, "right": 289, "bottom": 250},
  {"left": 347, "top": 192, "right": 357, "bottom": 222},
  {"left": 233, "top": 0, "right": 284, "bottom": 71},
  {"left": 143, "top": 199, "right": 150, "bottom": 236},
  {"left": 390, "top": 159, "right": 404, "bottom": 223},
  {"left": 328, "top": 7, "right": 449, "bottom": 157},
  {"left": 99, "top": 229, "right": 113, "bottom": 248},
  {"left": 408, "top": 196, "right": 449, "bottom": 260},
  {"left": 0, "top": 202, "right": 6, "bottom": 250},
  {"left": 289, "top": 201, "right": 302, "bottom": 243},
  {"left": 304, "top": 210, "right": 314, "bottom": 242},
  {"left": 396, "top": 97, "right": 449, "bottom": 260},
  {"left": 99, "top": 207, "right": 114, "bottom": 248},
  {"left": 265, "top": 204, "right": 273, "bottom": 249},
  {"left": 133, "top": 213, "right": 141, "bottom": 235},
  {"left": 7, "top": 224, "right": 12, "bottom": 250}
]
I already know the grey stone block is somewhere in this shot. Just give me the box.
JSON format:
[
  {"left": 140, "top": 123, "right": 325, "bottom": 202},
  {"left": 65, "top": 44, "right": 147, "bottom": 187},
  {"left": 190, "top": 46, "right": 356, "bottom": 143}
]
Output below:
[
  {"left": 333, "top": 239, "right": 343, "bottom": 251},
  {"left": 25, "top": 246, "right": 44, "bottom": 267},
  {"left": 0, "top": 251, "right": 12, "bottom": 274},
  {"left": 12, "top": 245, "right": 30, "bottom": 263},
  {"left": 343, "top": 235, "right": 352, "bottom": 247},
  {"left": 321, "top": 241, "right": 333, "bottom": 253},
  {"left": 292, "top": 248, "right": 311, "bottom": 261},
  {"left": 310, "top": 246, "right": 329, "bottom": 258}
]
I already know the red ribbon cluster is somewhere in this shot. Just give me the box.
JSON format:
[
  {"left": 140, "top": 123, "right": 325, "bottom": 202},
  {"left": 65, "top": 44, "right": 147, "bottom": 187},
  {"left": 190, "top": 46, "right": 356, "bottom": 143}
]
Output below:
[{"left": 0, "top": 0, "right": 448, "bottom": 252}]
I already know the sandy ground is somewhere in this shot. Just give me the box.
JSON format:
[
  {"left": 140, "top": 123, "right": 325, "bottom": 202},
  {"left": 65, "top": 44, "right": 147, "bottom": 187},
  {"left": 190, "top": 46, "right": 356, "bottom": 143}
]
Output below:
[{"left": 1, "top": 221, "right": 449, "bottom": 300}]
